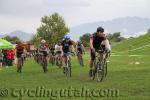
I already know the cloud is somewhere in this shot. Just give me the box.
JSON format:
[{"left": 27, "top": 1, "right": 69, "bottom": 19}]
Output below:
[
  {"left": 0, "top": 0, "right": 90, "bottom": 17},
  {"left": 0, "top": 0, "right": 150, "bottom": 33}
]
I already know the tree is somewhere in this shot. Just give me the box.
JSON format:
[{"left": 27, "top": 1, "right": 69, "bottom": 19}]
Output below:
[
  {"left": 113, "top": 32, "right": 121, "bottom": 38},
  {"left": 30, "top": 34, "right": 40, "bottom": 47},
  {"left": 4, "top": 36, "right": 20, "bottom": 43},
  {"left": 37, "top": 12, "right": 69, "bottom": 45},
  {"left": 106, "top": 33, "right": 113, "bottom": 40},
  {"left": 79, "top": 33, "right": 91, "bottom": 47},
  {"left": 108, "top": 32, "right": 126, "bottom": 42},
  {"left": 148, "top": 28, "right": 150, "bottom": 33}
]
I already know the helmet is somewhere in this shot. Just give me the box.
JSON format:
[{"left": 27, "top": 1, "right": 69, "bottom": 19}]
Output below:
[
  {"left": 41, "top": 39, "right": 46, "bottom": 43},
  {"left": 97, "top": 26, "right": 104, "bottom": 33},
  {"left": 77, "top": 40, "right": 81, "bottom": 44},
  {"left": 64, "top": 34, "right": 70, "bottom": 40}
]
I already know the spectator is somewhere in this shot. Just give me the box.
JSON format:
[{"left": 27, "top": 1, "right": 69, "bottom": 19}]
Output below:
[
  {"left": 6, "top": 49, "right": 14, "bottom": 66},
  {"left": 2, "top": 50, "right": 7, "bottom": 67},
  {"left": 0, "top": 49, "right": 4, "bottom": 69}
]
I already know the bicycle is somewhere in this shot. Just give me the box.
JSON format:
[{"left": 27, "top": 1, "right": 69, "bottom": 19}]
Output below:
[
  {"left": 77, "top": 51, "right": 84, "bottom": 66},
  {"left": 55, "top": 52, "right": 62, "bottom": 68},
  {"left": 39, "top": 52, "right": 48, "bottom": 73},
  {"left": 63, "top": 53, "right": 72, "bottom": 77},
  {"left": 49, "top": 53, "right": 55, "bottom": 66},
  {"left": 17, "top": 54, "right": 24, "bottom": 73},
  {"left": 92, "top": 50, "right": 109, "bottom": 82}
]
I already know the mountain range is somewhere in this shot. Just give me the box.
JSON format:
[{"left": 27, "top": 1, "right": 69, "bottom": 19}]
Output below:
[
  {"left": 69, "top": 16, "right": 150, "bottom": 40},
  {"left": 0, "top": 30, "right": 33, "bottom": 41},
  {"left": 0, "top": 17, "right": 150, "bottom": 41}
]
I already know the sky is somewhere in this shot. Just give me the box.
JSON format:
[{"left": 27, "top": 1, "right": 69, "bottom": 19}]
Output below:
[{"left": 0, "top": 0, "right": 150, "bottom": 34}]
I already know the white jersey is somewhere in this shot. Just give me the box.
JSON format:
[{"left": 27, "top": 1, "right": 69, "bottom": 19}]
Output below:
[{"left": 55, "top": 44, "right": 62, "bottom": 52}]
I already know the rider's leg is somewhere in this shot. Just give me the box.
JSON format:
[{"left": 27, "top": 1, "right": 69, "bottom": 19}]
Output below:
[
  {"left": 90, "top": 50, "right": 96, "bottom": 77},
  {"left": 18, "top": 58, "right": 21, "bottom": 73},
  {"left": 100, "top": 53, "right": 106, "bottom": 62},
  {"left": 58, "top": 53, "right": 63, "bottom": 67},
  {"left": 45, "top": 56, "right": 48, "bottom": 66},
  {"left": 80, "top": 51, "right": 84, "bottom": 66},
  {"left": 62, "top": 54, "right": 67, "bottom": 73},
  {"left": 55, "top": 53, "right": 59, "bottom": 65},
  {"left": 77, "top": 52, "right": 80, "bottom": 64},
  {"left": 58, "top": 53, "right": 62, "bottom": 66},
  {"left": 17, "top": 58, "right": 19, "bottom": 72}
]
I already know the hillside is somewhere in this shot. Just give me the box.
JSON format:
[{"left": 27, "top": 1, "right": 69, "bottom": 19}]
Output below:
[{"left": 112, "top": 32, "right": 150, "bottom": 55}]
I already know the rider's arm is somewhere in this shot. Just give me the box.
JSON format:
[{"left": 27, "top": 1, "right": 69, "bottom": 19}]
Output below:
[
  {"left": 103, "top": 39, "right": 111, "bottom": 50},
  {"left": 38, "top": 45, "right": 42, "bottom": 52},
  {"left": 90, "top": 37, "right": 94, "bottom": 49},
  {"left": 71, "top": 45, "right": 74, "bottom": 52},
  {"left": 75, "top": 44, "right": 78, "bottom": 52}
]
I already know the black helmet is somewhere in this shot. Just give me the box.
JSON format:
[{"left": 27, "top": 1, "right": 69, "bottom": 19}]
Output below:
[{"left": 97, "top": 26, "right": 104, "bottom": 33}]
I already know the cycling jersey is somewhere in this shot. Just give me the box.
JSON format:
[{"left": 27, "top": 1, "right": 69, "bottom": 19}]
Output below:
[
  {"left": 39, "top": 43, "right": 49, "bottom": 57},
  {"left": 55, "top": 44, "right": 62, "bottom": 52},
  {"left": 91, "top": 32, "right": 106, "bottom": 50},
  {"left": 77, "top": 43, "right": 83, "bottom": 52},
  {"left": 39, "top": 44, "right": 48, "bottom": 52},
  {"left": 55, "top": 44, "right": 62, "bottom": 54},
  {"left": 16, "top": 44, "right": 24, "bottom": 58},
  {"left": 50, "top": 46, "right": 55, "bottom": 56},
  {"left": 61, "top": 40, "right": 73, "bottom": 53}
]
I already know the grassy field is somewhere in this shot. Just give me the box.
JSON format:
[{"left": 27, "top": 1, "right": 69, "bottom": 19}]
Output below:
[
  {"left": 0, "top": 33, "right": 150, "bottom": 100},
  {"left": 0, "top": 53, "right": 150, "bottom": 100}
]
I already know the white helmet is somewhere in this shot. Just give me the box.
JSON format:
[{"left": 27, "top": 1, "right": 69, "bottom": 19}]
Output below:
[{"left": 41, "top": 39, "right": 46, "bottom": 43}]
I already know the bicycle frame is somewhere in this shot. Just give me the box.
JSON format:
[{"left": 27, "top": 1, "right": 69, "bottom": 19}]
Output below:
[
  {"left": 77, "top": 51, "right": 83, "bottom": 66},
  {"left": 17, "top": 55, "right": 24, "bottom": 73},
  {"left": 64, "top": 53, "right": 71, "bottom": 77},
  {"left": 39, "top": 53, "right": 48, "bottom": 73},
  {"left": 93, "top": 50, "right": 108, "bottom": 82}
]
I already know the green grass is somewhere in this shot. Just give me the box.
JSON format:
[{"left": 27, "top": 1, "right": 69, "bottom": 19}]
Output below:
[
  {"left": 0, "top": 33, "right": 150, "bottom": 100},
  {"left": 0, "top": 53, "right": 150, "bottom": 100},
  {"left": 112, "top": 32, "right": 150, "bottom": 55}
]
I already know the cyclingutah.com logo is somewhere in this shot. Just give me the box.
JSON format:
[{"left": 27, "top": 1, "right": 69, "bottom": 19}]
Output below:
[
  {"left": 0, "top": 88, "right": 9, "bottom": 97},
  {"left": 0, "top": 86, "right": 119, "bottom": 99}
]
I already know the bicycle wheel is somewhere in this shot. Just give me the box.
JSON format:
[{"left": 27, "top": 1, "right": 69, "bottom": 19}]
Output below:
[
  {"left": 18, "top": 58, "right": 22, "bottom": 73},
  {"left": 17, "top": 60, "right": 21, "bottom": 73},
  {"left": 68, "top": 61, "right": 72, "bottom": 77},
  {"left": 104, "top": 60, "right": 108, "bottom": 77},
  {"left": 92, "top": 60, "right": 96, "bottom": 79},
  {"left": 64, "top": 67, "right": 68, "bottom": 76},
  {"left": 43, "top": 64, "right": 46, "bottom": 73},
  {"left": 43, "top": 59, "right": 48, "bottom": 73},
  {"left": 96, "top": 60, "right": 104, "bottom": 82}
]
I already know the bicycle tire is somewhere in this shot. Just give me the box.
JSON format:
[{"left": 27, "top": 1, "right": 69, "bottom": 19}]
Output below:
[
  {"left": 104, "top": 60, "right": 108, "bottom": 77},
  {"left": 96, "top": 60, "right": 104, "bottom": 82},
  {"left": 43, "top": 60, "right": 48, "bottom": 73},
  {"left": 68, "top": 61, "right": 72, "bottom": 77},
  {"left": 65, "top": 67, "right": 68, "bottom": 76}
]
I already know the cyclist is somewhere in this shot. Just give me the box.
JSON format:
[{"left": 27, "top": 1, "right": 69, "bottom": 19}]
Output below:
[
  {"left": 16, "top": 41, "right": 25, "bottom": 73},
  {"left": 49, "top": 44, "right": 55, "bottom": 65},
  {"left": 76, "top": 40, "right": 85, "bottom": 66},
  {"left": 39, "top": 39, "right": 49, "bottom": 73},
  {"left": 61, "top": 35, "right": 73, "bottom": 73},
  {"left": 55, "top": 42, "right": 63, "bottom": 67},
  {"left": 89, "top": 26, "right": 111, "bottom": 77}
]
